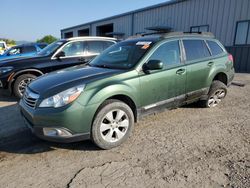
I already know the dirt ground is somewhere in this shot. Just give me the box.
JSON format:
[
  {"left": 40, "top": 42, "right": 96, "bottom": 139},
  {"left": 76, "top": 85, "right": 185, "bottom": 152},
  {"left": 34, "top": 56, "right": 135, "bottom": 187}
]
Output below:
[{"left": 0, "top": 74, "right": 249, "bottom": 188}]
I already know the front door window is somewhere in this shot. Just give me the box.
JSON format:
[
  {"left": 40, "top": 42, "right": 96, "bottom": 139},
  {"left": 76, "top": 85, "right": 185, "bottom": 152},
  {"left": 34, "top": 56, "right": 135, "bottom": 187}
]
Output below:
[
  {"left": 147, "top": 40, "right": 181, "bottom": 69},
  {"left": 61, "top": 41, "right": 85, "bottom": 57}
]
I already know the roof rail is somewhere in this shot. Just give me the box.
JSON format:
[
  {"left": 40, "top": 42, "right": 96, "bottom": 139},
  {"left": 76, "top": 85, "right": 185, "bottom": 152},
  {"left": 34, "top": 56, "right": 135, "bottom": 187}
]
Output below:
[
  {"left": 67, "top": 36, "right": 117, "bottom": 41},
  {"left": 162, "top": 32, "right": 215, "bottom": 38}
]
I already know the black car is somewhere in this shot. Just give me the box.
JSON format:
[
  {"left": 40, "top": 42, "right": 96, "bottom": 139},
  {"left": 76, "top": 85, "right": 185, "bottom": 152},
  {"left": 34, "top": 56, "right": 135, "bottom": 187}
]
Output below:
[{"left": 0, "top": 37, "right": 116, "bottom": 98}]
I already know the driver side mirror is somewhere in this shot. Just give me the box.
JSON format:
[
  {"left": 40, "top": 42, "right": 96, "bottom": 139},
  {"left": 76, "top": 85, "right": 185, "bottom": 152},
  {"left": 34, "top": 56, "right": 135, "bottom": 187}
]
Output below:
[
  {"left": 143, "top": 60, "right": 163, "bottom": 71},
  {"left": 55, "top": 51, "right": 65, "bottom": 59}
]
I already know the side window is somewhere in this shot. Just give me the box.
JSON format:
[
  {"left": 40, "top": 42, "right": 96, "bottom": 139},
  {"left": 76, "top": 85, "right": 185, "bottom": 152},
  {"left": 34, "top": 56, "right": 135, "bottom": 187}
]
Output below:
[
  {"left": 207, "top": 40, "right": 224, "bottom": 56},
  {"left": 38, "top": 44, "right": 47, "bottom": 49},
  {"left": 103, "top": 41, "right": 115, "bottom": 49},
  {"left": 87, "top": 41, "right": 104, "bottom": 54},
  {"left": 148, "top": 40, "right": 181, "bottom": 68},
  {"left": 183, "top": 40, "right": 210, "bottom": 61},
  {"left": 8, "top": 47, "right": 22, "bottom": 55},
  {"left": 22, "top": 46, "right": 37, "bottom": 53},
  {"left": 61, "top": 41, "right": 85, "bottom": 57}
]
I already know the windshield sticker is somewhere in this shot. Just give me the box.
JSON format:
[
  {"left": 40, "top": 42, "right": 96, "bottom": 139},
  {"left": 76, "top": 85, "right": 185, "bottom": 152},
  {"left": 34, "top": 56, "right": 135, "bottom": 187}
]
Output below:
[
  {"left": 136, "top": 41, "right": 152, "bottom": 46},
  {"left": 136, "top": 41, "right": 152, "bottom": 50},
  {"left": 142, "top": 44, "right": 150, "bottom": 49}
]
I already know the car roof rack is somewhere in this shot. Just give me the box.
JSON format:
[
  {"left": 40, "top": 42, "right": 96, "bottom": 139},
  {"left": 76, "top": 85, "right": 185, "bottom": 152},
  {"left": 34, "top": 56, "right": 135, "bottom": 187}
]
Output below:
[
  {"left": 127, "top": 30, "right": 215, "bottom": 40},
  {"left": 162, "top": 31, "right": 215, "bottom": 38},
  {"left": 141, "top": 26, "right": 173, "bottom": 36}
]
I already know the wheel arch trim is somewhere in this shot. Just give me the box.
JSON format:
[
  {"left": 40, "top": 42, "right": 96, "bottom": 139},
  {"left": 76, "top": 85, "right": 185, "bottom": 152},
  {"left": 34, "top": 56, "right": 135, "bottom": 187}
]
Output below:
[{"left": 8, "top": 69, "right": 44, "bottom": 92}]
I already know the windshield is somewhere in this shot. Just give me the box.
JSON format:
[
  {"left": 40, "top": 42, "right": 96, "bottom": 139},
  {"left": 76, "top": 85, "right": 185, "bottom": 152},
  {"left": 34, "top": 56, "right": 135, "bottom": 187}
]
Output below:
[
  {"left": 90, "top": 40, "right": 154, "bottom": 70},
  {"left": 37, "top": 40, "right": 65, "bottom": 56}
]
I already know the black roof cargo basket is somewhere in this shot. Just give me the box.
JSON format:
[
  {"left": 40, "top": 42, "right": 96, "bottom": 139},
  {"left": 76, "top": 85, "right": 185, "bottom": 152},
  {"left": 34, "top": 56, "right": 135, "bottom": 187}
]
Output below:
[{"left": 142, "top": 26, "right": 173, "bottom": 36}]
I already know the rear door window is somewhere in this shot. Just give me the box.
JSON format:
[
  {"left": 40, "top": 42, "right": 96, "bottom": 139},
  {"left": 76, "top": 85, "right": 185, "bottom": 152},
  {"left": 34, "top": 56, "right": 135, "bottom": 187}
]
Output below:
[
  {"left": 183, "top": 40, "right": 211, "bottom": 61},
  {"left": 22, "top": 45, "right": 37, "bottom": 53},
  {"left": 103, "top": 41, "right": 116, "bottom": 49},
  {"left": 37, "top": 44, "right": 47, "bottom": 49},
  {"left": 86, "top": 41, "right": 104, "bottom": 54},
  {"left": 206, "top": 40, "right": 224, "bottom": 56}
]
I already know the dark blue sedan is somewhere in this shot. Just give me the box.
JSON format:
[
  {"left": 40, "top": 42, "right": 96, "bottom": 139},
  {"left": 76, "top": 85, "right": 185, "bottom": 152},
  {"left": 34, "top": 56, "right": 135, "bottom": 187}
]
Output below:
[{"left": 0, "top": 43, "right": 47, "bottom": 61}]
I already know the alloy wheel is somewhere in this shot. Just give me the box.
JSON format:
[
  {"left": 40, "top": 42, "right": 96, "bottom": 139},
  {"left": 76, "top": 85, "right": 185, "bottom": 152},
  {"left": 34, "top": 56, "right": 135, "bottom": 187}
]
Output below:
[
  {"left": 18, "top": 78, "right": 35, "bottom": 96},
  {"left": 207, "top": 89, "right": 226, "bottom": 107},
  {"left": 100, "top": 109, "right": 129, "bottom": 143}
]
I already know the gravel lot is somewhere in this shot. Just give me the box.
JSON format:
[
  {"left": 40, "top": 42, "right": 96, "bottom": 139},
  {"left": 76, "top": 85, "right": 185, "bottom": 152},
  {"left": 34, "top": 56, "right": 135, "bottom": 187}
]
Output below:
[{"left": 0, "top": 74, "right": 249, "bottom": 188}]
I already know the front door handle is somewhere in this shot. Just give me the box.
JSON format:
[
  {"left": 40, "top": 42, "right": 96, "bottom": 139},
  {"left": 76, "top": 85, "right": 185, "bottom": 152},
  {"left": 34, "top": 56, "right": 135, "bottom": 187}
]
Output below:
[
  {"left": 208, "top": 62, "right": 214, "bottom": 67},
  {"left": 176, "top": 68, "right": 186, "bottom": 75}
]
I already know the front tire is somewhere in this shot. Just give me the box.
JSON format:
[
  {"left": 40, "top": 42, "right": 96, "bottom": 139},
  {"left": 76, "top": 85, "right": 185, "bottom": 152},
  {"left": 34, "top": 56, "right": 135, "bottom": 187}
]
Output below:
[
  {"left": 91, "top": 99, "right": 134, "bottom": 150},
  {"left": 13, "top": 74, "right": 37, "bottom": 98},
  {"left": 202, "top": 81, "right": 227, "bottom": 108}
]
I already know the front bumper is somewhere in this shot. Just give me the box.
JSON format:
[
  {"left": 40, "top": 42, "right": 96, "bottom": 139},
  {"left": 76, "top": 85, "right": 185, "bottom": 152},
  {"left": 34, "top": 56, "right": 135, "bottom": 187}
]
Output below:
[
  {"left": 19, "top": 99, "right": 98, "bottom": 143},
  {"left": 22, "top": 115, "right": 90, "bottom": 143}
]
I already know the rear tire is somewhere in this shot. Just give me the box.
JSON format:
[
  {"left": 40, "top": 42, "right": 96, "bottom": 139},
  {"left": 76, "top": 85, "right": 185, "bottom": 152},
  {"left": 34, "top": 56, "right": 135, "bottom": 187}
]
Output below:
[
  {"left": 91, "top": 99, "right": 134, "bottom": 150},
  {"left": 13, "top": 74, "right": 37, "bottom": 98},
  {"left": 201, "top": 81, "right": 227, "bottom": 108}
]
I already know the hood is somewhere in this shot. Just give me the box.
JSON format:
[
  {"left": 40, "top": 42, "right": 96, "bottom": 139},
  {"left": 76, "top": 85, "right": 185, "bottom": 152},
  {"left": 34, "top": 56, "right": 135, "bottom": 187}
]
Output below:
[{"left": 28, "top": 65, "right": 124, "bottom": 98}]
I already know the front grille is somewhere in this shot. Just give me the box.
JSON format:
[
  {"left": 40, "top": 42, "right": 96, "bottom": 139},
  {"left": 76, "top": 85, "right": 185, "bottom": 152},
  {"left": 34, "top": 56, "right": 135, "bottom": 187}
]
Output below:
[{"left": 23, "top": 88, "right": 39, "bottom": 109}]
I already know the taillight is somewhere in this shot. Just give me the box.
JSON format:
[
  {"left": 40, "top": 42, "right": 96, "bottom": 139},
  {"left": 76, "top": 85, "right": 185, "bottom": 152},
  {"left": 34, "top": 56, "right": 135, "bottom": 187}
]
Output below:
[{"left": 228, "top": 54, "right": 234, "bottom": 63}]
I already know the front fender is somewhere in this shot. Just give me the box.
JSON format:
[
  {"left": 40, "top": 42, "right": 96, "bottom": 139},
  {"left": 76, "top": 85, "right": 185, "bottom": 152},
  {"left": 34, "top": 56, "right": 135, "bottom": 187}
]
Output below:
[{"left": 77, "top": 81, "right": 140, "bottom": 108}]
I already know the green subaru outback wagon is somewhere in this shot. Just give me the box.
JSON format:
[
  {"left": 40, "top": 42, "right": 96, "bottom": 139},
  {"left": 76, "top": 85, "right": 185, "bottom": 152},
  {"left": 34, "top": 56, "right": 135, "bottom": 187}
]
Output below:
[{"left": 20, "top": 32, "right": 234, "bottom": 149}]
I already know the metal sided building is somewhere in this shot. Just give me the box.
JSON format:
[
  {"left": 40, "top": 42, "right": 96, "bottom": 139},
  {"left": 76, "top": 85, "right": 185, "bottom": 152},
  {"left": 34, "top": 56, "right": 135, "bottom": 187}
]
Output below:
[{"left": 61, "top": 0, "right": 250, "bottom": 73}]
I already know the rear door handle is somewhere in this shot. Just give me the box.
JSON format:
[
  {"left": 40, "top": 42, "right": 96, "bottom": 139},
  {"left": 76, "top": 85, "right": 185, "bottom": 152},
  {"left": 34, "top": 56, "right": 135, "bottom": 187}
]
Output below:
[
  {"left": 176, "top": 68, "right": 186, "bottom": 75},
  {"left": 208, "top": 62, "right": 214, "bottom": 67},
  {"left": 78, "top": 57, "right": 87, "bottom": 63}
]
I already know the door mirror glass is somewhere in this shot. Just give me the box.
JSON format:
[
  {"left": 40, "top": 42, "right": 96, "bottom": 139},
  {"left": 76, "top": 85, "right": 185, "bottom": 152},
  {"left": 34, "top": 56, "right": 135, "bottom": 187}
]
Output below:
[
  {"left": 144, "top": 60, "right": 163, "bottom": 70},
  {"left": 55, "top": 51, "right": 65, "bottom": 59}
]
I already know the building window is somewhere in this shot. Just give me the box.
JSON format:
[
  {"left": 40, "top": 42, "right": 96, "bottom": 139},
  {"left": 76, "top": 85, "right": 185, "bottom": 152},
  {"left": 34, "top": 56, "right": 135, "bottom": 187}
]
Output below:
[
  {"left": 190, "top": 25, "right": 209, "bottom": 32},
  {"left": 64, "top": 32, "right": 73, "bottom": 39},
  {"left": 78, "top": 29, "right": 89, "bottom": 36},
  {"left": 234, "top": 20, "right": 250, "bottom": 45}
]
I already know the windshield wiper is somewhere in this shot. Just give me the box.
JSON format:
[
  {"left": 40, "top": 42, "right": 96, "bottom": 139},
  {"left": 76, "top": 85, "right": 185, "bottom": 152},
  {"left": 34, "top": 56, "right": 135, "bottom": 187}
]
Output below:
[{"left": 92, "top": 64, "right": 112, "bottom": 69}]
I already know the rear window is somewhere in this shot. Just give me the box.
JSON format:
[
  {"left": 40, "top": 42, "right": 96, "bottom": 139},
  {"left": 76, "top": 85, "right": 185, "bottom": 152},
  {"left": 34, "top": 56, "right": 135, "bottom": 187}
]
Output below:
[
  {"left": 207, "top": 40, "right": 224, "bottom": 56},
  {"left": 183, "top": 40, "right": 211, "bottom": 61}
]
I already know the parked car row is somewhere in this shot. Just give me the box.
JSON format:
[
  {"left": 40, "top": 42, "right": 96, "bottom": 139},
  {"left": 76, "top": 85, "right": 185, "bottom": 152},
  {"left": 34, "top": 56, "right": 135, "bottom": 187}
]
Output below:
[
  {"left": 1, "top": 33, "right": 235, "bottom": 149},
  {"left": 0, "top": 37, "right": 116, "bottom": 98}
]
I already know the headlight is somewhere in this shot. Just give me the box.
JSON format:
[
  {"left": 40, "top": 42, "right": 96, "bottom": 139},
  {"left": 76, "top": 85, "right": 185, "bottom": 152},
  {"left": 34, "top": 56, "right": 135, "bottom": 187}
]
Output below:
[
  {"left": 0, "top": 67, "right": 13, "bottom": 74},
  {"left": 39, "top": 85, "right": 85, "bottom": 108}
]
